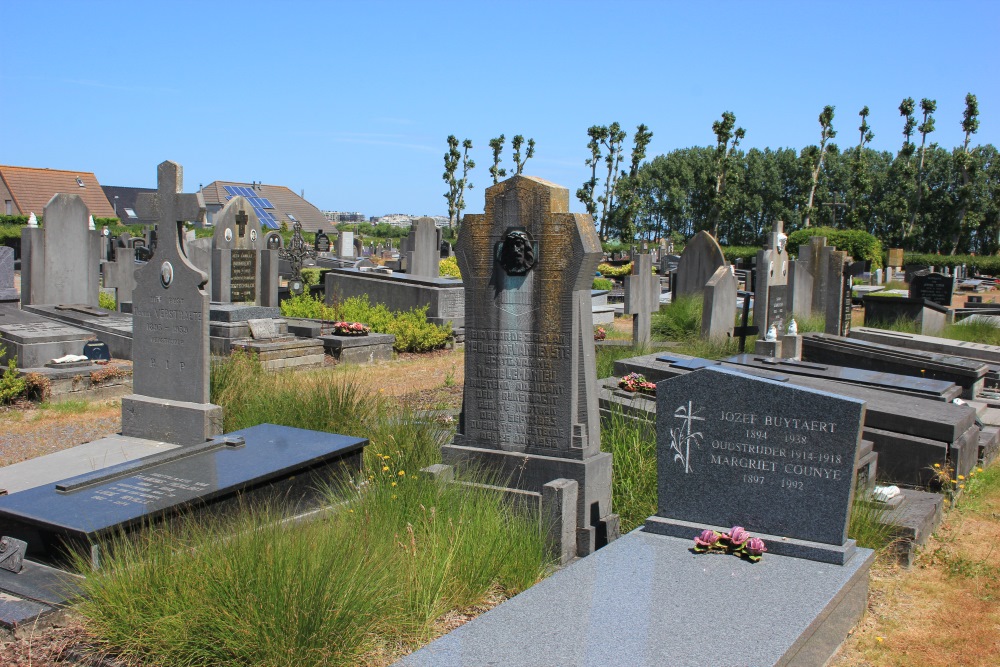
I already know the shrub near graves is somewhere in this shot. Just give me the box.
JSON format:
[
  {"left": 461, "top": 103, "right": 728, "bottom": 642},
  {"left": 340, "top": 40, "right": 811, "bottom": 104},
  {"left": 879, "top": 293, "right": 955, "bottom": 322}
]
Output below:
[
  {"left": 439, "top": 255, "right": 461, "bottom": 278},
  {"left": 651, "top": 294, "right": 702, "bottom": 341},
  {"left": 786, "top": 226, "right": 884, "bottom": 268}
]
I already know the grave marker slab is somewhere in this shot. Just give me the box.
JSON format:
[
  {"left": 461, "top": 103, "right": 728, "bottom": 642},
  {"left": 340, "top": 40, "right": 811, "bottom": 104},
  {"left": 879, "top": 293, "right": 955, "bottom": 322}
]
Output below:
[
  {"left": 442, "top": 175, "right": 616, "bottom": 557},
  {"left": 646, "top": 366, "right": 865, "bottom": 563},
  {"left": 674, "top": 230, "right": 726, "bottom": 298},
  {"left": 623, "top": 253, "right": 659, "bottom": 344},
  {"left": 909, "top": 271, "right": 954, "bottom": 307},
  {"left": 404, "top": 217, "right": 441, "bottom": 278},
  {"left": 701, "top": 265, "right": 737, "bottom": 340},
  {"left": 20, "top": 194, "right": 100, "bottom": 307},
  {"left": 125, "top": 161, "right": 222, "bottom": 445}
]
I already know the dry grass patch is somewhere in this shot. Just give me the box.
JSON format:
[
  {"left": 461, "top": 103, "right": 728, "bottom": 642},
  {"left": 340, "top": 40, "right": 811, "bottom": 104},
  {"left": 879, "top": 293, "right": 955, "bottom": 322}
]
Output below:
[
  {"left": 832, "top": 462, "right": 1000, "bottom": 667},
  {"left": 0, "top": 400, "right": 121, "bottom": 467}
]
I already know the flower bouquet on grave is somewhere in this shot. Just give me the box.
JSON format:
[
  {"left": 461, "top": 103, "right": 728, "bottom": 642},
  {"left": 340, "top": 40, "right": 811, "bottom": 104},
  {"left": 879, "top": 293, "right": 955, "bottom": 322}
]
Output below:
[
  {"left": 618, "top": 372, "right": 657, "bottom": 396},
  {"left": 332, "top": 321, "right": 371, "bottom": 336},
  {"left": 594, "top": 326, "right": 607, "bottom": 341},
  {"left": 694, "top": 526, "right": 767, "bottom": 563}
]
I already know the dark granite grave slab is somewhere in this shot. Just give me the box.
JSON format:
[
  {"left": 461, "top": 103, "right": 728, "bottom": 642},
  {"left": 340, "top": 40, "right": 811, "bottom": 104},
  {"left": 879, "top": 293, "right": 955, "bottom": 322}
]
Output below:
[
  {"left": 209, "top": 304, "right": 281, "bottom": 322},
  {"left": 801, "top": 333, "right": 988, "bottom": 398},
  {"left": 850, "top": 327, "right": 1000, "bottom": 365},
  {"left": 0, "top": 424, "right": 367, "bottom": 565},
  {"left": 324, "top": 267, "right": 464, "bottom": 328},
  {"left": 395, "top": 529, "right": 874, "bottom": 667},
  {"left": 649, "top": 367, "right": 864, "bottom": 563},
  {"left": 724, "top": 353, "right": 961, "bottom": 402}
]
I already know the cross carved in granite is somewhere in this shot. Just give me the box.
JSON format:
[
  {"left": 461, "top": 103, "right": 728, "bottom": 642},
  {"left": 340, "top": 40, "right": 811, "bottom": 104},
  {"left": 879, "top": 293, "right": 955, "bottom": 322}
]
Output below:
[{"left": 235, "top": 209, "right": 248, "bottom": 238}]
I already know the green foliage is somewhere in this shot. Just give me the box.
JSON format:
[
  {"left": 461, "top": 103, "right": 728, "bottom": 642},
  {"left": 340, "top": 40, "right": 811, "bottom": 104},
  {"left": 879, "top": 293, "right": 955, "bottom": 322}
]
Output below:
[
  {"left": 439, "top": 255, "right": 461, "bottom": 279},
  {"left": 0, "top": 349, "right": 27, "bottom": 404},
  {"left": 98, "top": 291, "right": 117, "bottom": 311},
  {"left": 601, "top": 407, "right": 657, "bottom": 533},
  {"left": 0, "top": 225, "right": 23, "bottom": 243},
  {"left": 283, "top": 293, "right": 452, "bottom": 352},
  {"left": 722, "top": 246, "right": 759, "bottom": 263},
  {"left": 848, "top": 491, "right": 901, "bottom": 553},
  {"left": 596, "top": 262, "right": 632, "bottom": 278},
  {"left": 651, "top": 295, "right": 702, "bottom": 341},
  {"left": 595, "top": 343, "right": 651, "bottom": 380},
  {"left": 786, "top": 226, "right": 884, "bottom": 268},
  {"left": 592, "top": 277, "right": 614, "bottom": 291},
  {"left": 0, "top": 215, "right": 29, "bottom": 225},
  {"left": 300, "top": 268, "right": 324, "bottom": 287},
  {"left": 902, "top": 252, "right": 1000, "bottom": 275},
  {"left": 80, "top": 355, "right": 548, "bottom": 666}
]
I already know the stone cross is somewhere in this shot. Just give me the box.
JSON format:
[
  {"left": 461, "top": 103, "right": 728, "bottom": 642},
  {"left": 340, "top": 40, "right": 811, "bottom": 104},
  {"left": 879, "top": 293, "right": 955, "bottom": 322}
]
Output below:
[
  {"left": 135, "top": 161, "right": 204, "bottom": 261},
  {"left": 624, "top": 253, "right": 659, "bottom": 344},
  {"left": 235, "top": 209, "right": 248, "bottom": 238},
  {"left": 753, "top": 220, "right": 789, "bottom": 339}
]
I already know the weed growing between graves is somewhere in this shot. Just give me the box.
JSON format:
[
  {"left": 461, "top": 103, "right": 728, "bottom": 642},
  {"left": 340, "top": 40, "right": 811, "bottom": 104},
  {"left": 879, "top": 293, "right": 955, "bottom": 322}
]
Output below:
[
  {"left": 97, "top": 291, "right": 116, "bottom": 311},
  {"left": 601, "top": 407, "right": 657, "bottom": 533},
  {"left": 651, "top": 295, "right": 702, "bottom": 341},
  {"left": 790, "top": 312, "right": 826, "bottom": 333},
  {"left": 595, "top": 343, "right": 651, "bottom": 379},
  {"left": 77, "top": 352, "right": 549, "bottom": 667},
  {"left": 943, "top": 318, "right": 1000, "bottom": 346},
  {"left": 672, "top": 336, "right": 749, "bottom": 359},
  {"left": 847, "top": 492, "right": 902, "bottom": 553}
]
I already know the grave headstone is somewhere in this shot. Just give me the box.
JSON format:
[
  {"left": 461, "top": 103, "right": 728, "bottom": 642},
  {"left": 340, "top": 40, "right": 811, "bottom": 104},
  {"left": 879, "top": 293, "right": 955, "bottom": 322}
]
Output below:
[
  {"left": 278, "top": 221, "right": 317, "bottom": 295},
  {"left": 823, "top": 249, "right": 850, "bottom": 335},
  {"left": 809, "top": 236, "right": 830, "bottom": 315},
  {"left": 909, "top": 271, "right": 954, "bottom": 307},
  {"left": 753, "top": 221, "right": 789, "bottom": 338},
  {"left": 888, "top": 247, "right": 904, "bottom": 270},
  {"left": 440, "top": 240, "right": 453, "bottom": 258},
  {"left": 20, "top": 194, "right": 101, "bottom": 307},
  {"left": 353, "top": 236, "right": 364, "bottom": 258},
  {"left": 314, "top": 229, "right": 331, "bottom": 253},
  {"left": 265, "top": 231, "right": 283, "bottom": 250},
  {"left": 404, "top": 217, "right": 442, "bottom": 278},
  {"left": 646, "top": 366, "right": 866, "bottom": 563},
  {"left": 623, "top": 253, "right": 659, "bottom": 345},
  {"left": 337, "top": 231, "right": 355, "bottom": 258},
  {"left": 0, "top": 247, "right": 18, "bottom": 302},
  {"left": 442, "top": 175, "right": 617, "bottom": 558},
  {"left": 209, "top": 197, "right": 278, "bottom": 306},
  {"left": 125, "top": 160, "right": 222, "bottom": 446},
  {"left": 701, "top": 265, "right": 737, "bottom": 340},
  {"left": 674, "top": 230, "right": 726, "bottom": 299}
]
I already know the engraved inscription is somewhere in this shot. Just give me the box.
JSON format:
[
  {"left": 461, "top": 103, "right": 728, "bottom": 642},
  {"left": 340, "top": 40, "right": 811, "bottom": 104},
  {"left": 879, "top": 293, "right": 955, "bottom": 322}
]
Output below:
[
  {"left": 230, "top": 249, "right": 257, "bottom": 303},
  {"left": 90, "top": 472, "right": 210, "bottom": 507}
]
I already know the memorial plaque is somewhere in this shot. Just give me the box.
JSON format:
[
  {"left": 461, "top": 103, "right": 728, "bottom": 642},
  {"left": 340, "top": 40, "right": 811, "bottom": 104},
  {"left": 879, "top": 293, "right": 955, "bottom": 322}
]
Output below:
[
  {"left": 315, "top": 231, "right": 331, "bottom": 253},
  {"left": 888, "top": 248, "right": 904, "bottom": 267},
  {"left": 768, "top": 284, "right": 788, "bottom": 334},
  {"left": 841, "top": 273, "right": 853, "bottom": 336},
  {"left": 0, "top": 424, "right": 367, "bottom": 565},
  {"left": 909, "top": 271, "right": 953, "bottom": 307},
  {"left": 229, "top": 249, "right": 257, "bottom": 303},
  {"left": 650, "top": 367, "right": 864, "bottom": 559}
]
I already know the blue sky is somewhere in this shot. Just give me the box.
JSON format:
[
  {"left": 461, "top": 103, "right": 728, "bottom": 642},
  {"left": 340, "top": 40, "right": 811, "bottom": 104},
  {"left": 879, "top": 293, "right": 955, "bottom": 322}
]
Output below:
[{"left": 2, "top": 1, "right": 997, "bottom": 218}]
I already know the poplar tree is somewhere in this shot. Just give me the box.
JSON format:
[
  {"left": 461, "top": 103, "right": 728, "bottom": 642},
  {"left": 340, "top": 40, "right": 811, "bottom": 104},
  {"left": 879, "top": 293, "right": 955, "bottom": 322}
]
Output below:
[
  {"left": 442, "top": 136, "right": 474, "bottom": 231},
  {"left": 708, "top": 111, "right": 745, "bottom": 238},
  {"left": 803, "top": 105, "right": 837, "bottom": 228},
  {"left": 489, "top": 135, "right": 506, "bottom": 185}
]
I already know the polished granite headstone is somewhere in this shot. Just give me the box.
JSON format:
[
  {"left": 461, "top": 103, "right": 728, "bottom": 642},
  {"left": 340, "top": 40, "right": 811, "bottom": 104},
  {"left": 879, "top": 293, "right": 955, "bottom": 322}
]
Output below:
[
  {"left": 646, "top": 366, "right": 865, "bottom": 564},
  {"left": 674, "top": 230, "right": 726, "bottom": 299},
  {"left": 909, "top": 271, "right": 954, "bottom": 307},
  {"left": 0, "top": 424, "right": 367, "bottom": 566}
]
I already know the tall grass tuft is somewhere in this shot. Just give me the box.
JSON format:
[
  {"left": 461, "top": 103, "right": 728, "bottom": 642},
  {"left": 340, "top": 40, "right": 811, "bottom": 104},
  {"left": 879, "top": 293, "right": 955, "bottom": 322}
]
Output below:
[
  {"left": 596, "top": 343, "right": 651, "bottom": 379},
  {"left": 651, "top": 295, "right": 702, "bottom": 341},
  {"left": 790, "top": 312, "right": 825, "bottom": 333},
  {"left": 601, "top": 407, "right": 657, "bottom": 533},
  {"left": 847, "top": 490, "right": 901, "bottom": 553},
  {"left": 76, "top": 352, "right": 550, "bottom": 666},
  {"left": 944, "top": 319, "right": 1000, "bottom": 346},
  {"left": 673, "top": 336, "right": 748, "bottom": 360}
]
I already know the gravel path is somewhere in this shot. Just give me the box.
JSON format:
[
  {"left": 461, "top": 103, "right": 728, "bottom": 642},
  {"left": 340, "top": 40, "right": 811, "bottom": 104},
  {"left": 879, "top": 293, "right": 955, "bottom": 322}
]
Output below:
[{"left": 0, "top": 408, "right": 121, "bottom": 468}]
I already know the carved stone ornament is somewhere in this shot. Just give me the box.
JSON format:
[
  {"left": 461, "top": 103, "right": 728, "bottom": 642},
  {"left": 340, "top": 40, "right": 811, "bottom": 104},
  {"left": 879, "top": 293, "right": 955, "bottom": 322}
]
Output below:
[{"left": 495, "top": 228, "right": 537, "bottom": 276}]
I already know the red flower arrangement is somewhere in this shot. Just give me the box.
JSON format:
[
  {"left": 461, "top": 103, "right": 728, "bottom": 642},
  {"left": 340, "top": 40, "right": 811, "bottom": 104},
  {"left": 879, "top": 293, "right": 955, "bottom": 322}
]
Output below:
[{"left": 333, "top": 321, "right": 370, "bottom": 336}]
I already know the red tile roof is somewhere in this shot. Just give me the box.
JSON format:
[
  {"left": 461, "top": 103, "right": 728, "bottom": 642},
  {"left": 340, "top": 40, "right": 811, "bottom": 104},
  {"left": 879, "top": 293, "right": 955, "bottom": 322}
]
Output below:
[{"left": 0, "top": 165, "right": 116, "bottom": 218}]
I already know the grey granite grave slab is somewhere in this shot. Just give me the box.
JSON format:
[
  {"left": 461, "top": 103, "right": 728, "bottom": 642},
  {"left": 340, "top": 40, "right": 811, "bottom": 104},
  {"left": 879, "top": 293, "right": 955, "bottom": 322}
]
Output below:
[
  {"left": 325, "top": 268, "right": 464, "bottom": 329},
  {"left": 442, "top": 175, "right": 616, "bottom": 558},
  {"left": 404, "top": 217, "right": 442, "bottom": 278},
  {"left": 649, "top": 367, "right": 863, "bottom": 563},
  {"left": 701, "top": 265, "right": 737, "bottom": 340},
  {"left": 0, "top": 435, "right": 179, "bottom": 495},
  {"left": 754, "top": 221, "right": 790, "bottom": 337},
  {"left": 101, "top": 256, "right": 138, "bottom": 308},
  {"left": 0, "top": 308, "right": 94, "bottom": 368},
  {"left": 623, "top": 253, "right": 659, "bottom": 345},
  {"left": 22, "top": 303, "right": 133, "bottom": 360},
  {"left": 319, "top": 332, "right": 395, "bottom": 364},
  {"left": 395, "top": 529, "right": 874, "bottom": 667},
  {"left": 0, "top": 424, "right": 367, "bottom": 566}
]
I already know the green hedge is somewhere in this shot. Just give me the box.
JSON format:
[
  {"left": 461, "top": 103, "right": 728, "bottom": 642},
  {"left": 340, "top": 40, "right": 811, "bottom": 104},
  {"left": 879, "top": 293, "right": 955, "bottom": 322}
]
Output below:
[
  {"left": 902, "top": 253, "right": 1000, "bottom": 275},
  {"left": 722, "top": 246, "right": 759, "bottom": 263},
  {"left": 786, "top": 227, "right": 883, "bottom": 269},
  {"left": 592, "top": 277, "right": 614, "bottom": 291},
  {"left": 597, "top": 262, "right": 632, "bottom": 278}
]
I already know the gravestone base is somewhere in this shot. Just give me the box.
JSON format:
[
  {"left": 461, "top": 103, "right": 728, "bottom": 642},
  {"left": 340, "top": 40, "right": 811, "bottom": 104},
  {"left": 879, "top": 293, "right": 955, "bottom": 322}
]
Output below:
[
  {"left": 441, "top": 443, "right": 617, "bottom": 557},
  {"left": 0, "top": 309, "right": 96, "bottom": 368},
  {"left": 644, "top": 516, "right": 857, "bottom": 565},
  {"left": 395, "top": 529, "right": 875, "bottom": 667},
  {"left": 121, "top": 394, "right": 223, "bottom": 446},
  {"left": 754, "top": 338, "right": 781, "bottom": 357},
  {"left": 319, "top": 332, "right": 395, "bottom": 364},
  {"left": 22, "top": 303, "right": 133, "bottom": 360},
  {"left": 229, "top": 337, "right": 325, "bottom": 370}
]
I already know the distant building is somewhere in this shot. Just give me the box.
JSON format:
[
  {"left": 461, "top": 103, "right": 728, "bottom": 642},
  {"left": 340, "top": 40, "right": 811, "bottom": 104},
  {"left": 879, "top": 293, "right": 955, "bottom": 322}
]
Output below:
[
  {"left": 0, "top": 165, "right": 116, "bottom": 218},
  {"left": 101, "top": 185, "right": 157, "bottom": 225},
  {"left": 200, "top": 181, "right": 327, "bottom": 232},
  {"left": 324, "top": 211, "right": 367, "bottom": 224}
]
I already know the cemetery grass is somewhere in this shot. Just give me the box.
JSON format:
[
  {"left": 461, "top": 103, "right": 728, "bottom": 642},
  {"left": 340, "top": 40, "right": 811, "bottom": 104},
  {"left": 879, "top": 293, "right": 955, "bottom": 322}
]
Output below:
[
  {"left": 72, "top": 352, "right": 549, "bottom": 667},
  {"left": 832, "top": 460, "right": 1000, "bottom": 667}
]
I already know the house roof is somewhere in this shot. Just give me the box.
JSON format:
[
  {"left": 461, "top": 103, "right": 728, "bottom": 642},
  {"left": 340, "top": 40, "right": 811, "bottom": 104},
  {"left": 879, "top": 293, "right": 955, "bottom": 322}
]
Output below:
[
  {"left": 101, "top": 185, "right": 157, "bottom": 225},
  {"left": 200, "top": 181, "right": 328, "bottom": 232},
  {"left": 0, "top": 165, "right": 116, "bottom": 218}
]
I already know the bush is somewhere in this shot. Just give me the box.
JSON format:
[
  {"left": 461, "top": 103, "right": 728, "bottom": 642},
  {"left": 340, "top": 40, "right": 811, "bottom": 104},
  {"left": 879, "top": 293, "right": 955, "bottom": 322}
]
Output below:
[
  {"left": 597, "top": 262, "right": 632, "bottom": 278},
  {"left": 99, "top": 291, "right": 117, "bottom": 311},
  {"left": 439, "top": 255, "right": 461, "bottom": 279},
  {"left": 722, "top": 246, "right": 759, "bottom": 263},
  {"left": 592, "top": 277, "right": 614, "bottom": 291},
  {"left": 651, "top": 295, "right": 702, "bottom": 341},
  {"left": 0, "top": 358, "right": 27, "bottom": 404},
  {"left": 786, "top": 227, "right": 883, "bottom": 269},
  {"left": 902, "top": 252, "right": 1000, "bottom": 275},
  {"left": 301, "top": 268, "right": 325, "bottom": 287},
  {"left": 280, "top": 293, "right": 336, "bottom": 320}
]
